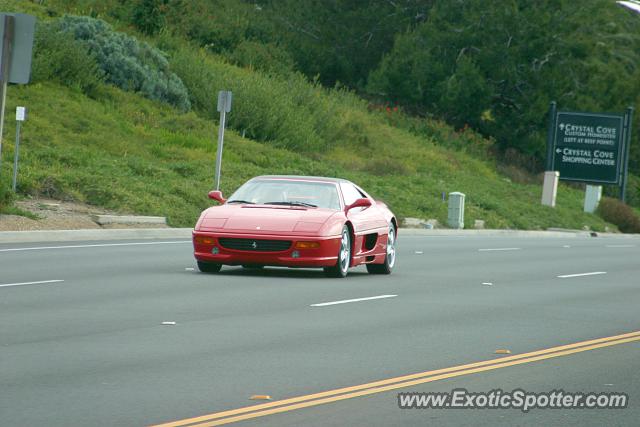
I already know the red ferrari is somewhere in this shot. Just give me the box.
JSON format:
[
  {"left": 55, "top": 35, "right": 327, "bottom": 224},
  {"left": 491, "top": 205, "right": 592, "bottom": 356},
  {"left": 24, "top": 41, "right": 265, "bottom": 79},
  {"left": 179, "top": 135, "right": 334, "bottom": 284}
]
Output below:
[{"left": 192, "top": 175, "right": 397, "bottom": 278}]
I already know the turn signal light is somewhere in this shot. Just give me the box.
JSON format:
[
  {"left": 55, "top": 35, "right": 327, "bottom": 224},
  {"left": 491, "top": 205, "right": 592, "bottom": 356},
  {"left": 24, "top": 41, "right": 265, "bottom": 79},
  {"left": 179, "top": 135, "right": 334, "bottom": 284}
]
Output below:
[
  {"left": 294, "top": 241, "right": 320, "bottom": 249},
  {"left": 195, "top": 236, "right": 216, "bottom": 245}
]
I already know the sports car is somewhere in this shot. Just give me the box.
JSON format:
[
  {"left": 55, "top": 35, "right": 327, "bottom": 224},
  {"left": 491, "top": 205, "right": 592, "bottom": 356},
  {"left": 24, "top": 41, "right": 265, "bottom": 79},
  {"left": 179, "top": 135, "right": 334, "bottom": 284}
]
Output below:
[{"left": 192, "top": 175, "right": 397, "bottom": 278}]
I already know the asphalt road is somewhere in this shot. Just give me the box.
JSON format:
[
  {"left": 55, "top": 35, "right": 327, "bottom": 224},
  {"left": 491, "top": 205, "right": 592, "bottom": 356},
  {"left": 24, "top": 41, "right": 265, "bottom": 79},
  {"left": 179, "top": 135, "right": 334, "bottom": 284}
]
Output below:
[{"left": 1, "top": 233, "right": 639, "bottom": 426}]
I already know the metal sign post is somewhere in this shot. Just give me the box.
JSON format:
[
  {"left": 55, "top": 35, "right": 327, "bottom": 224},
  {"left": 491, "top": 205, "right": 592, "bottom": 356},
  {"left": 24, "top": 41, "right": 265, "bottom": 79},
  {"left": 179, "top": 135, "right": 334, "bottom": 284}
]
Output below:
[
  {"left": 214, "top": 90, "right": 232, "bottom": 190},
  {"left": 619, "top": 107, "right": 634, "bottom": 202},
  {"left": 12, "top": 106, "right": 25, "bottom": 191}
]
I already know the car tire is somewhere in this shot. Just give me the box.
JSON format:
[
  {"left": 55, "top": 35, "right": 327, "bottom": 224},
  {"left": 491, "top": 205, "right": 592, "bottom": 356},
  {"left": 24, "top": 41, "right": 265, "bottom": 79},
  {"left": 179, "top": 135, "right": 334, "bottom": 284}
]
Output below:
[
  {"left": 366, "top": 223, "right": 396, "bottom": 275},
  {"left": 324, "top": 225, "right": 351, "bottom": 278},
  {"left": 197, "top": 261, "right": 222, "bottom": 273}
]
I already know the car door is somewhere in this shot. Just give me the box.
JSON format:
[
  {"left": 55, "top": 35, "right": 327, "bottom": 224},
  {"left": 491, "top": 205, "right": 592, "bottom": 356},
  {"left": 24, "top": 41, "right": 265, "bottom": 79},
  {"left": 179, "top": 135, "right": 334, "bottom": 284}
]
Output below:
[{"left": 340, "top": 182, "right": 387, "bottom": 233}]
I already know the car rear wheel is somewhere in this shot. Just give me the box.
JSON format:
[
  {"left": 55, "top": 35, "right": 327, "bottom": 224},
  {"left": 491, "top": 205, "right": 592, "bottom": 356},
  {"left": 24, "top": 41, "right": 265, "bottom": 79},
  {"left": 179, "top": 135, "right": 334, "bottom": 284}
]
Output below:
[
  {"left": 197, "top": 261, "right": 222, "bottom": 273},
  {"left": 366, "top": 223, "right": 396, "bottom": 275},
  {"left": 324, "top": 225, "right": 351, "bottom": 278}
]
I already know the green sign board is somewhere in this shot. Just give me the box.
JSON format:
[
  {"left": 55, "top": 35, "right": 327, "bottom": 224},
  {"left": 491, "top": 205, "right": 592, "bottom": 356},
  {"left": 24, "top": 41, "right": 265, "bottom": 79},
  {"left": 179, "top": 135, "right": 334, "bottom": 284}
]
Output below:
[{"left": 550, "top": 111, "right": 625, "bottom": 184}]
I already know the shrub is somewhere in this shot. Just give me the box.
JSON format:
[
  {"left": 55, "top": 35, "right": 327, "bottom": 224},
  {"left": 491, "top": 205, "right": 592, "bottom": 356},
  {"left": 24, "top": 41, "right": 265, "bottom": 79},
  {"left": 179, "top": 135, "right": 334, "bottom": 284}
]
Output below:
[
  {"left": 0, "top": 178, "right": 15, "bottom": 211},
  {"left": 597, "top": 197, "right": 640, "bottom": 233},
  {"left": 58, "top": 15, "right": 191, "bottom": 111},
  {"left": 132, "top": 0, "right": 168, "bottom": 35},
  {"left": 169, "top": 44, "right": 357, "bottom": 152},
  {"left": 227, "top": 40, "right": 296, "bottom": 76},
  {"left": 162, "top": 0, "right": 252, "bottom": 53},
  {"left": 31, "top": 21, "right": 104, "bottom": 95}
]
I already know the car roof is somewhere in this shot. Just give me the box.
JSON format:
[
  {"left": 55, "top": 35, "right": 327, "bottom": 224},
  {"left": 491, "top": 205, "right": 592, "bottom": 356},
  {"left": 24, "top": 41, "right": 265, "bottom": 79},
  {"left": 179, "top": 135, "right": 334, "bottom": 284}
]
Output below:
[{"left": 252, "top": 175, "right": 352, "bottom": 185}]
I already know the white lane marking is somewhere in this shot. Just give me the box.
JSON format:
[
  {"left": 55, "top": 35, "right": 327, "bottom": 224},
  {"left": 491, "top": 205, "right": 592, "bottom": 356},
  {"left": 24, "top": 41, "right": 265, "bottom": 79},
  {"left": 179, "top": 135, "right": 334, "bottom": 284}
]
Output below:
[
  {"left": 0, "top": 241, "right": 191, "bottom": 253},
  {"left": 310, "top": 294, "right": 397, "bottom": 307},
  {"left": 563, "top": 245, "right": 571, "bottom": 248},
  {"left": 478, "top": 247, "right": 521, "bottom": 252},
  {"left": 482, "top": 282, "right": 493, "bottom": 286},
  {"left": 0, "top": 279, "right": 64, "bottom": 288},
  {"left": 557, "top": 271, "right": 607, "bottom": 279},
  {"left": 185, "top": 267, "right": 195, "bottom": 271},
  {"left": 605, "top": 244, "right": 636, "bottom": 248}
]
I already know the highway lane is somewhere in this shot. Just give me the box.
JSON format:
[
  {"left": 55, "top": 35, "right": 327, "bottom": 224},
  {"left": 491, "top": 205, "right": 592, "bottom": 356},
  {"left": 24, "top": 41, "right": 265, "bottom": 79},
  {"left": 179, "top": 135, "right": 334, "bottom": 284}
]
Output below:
[{"left": 0, "top": 234, "right": 639, "bottom": 426}]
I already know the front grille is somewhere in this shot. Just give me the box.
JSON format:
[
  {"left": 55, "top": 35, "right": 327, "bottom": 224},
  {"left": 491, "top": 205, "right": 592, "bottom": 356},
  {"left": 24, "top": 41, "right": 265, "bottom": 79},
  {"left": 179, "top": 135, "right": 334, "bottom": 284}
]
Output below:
[{"left": 218, "top": 238, "right": 292, "bottom": 252}]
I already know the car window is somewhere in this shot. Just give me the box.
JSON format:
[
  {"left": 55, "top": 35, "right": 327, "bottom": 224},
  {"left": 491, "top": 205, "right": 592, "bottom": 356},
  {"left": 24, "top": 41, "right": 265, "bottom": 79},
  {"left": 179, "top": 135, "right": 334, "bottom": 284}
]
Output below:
[
  {"left": 228, "top": 180, "right": 341, "bottom": 210},
  {"left": 340, "top": 183, "right": 366, "bottom": 206}
]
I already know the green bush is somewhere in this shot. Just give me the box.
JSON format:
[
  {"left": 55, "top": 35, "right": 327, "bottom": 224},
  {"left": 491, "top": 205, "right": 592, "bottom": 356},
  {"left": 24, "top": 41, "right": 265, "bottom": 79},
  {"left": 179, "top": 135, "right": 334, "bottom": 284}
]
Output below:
[
  {"left": 227, "top": 40, "right": 296, "bottom": 76},
  {"left": 163, "top": 0, "right": 252, "bottom": 53},
  {"left": 132, "top": 0, "right": 167, "bottom": 35},
  {"left": 0, "top": 178, "right": 14, "bottom": 211},
  {"left": 597, "top": 197, "right": 640, "bottom": 233},
  {"left": 369, "top": 104, "right": 495, "bottom": 161},
  {"left": 58, "top": 15, "right": 191, "bottom": 111},
  {"left": 169, "top": 44, "right": 357, "bottom": 152},
  {"left": 31, "top": 21, "right": 104, "bottom": 95}
]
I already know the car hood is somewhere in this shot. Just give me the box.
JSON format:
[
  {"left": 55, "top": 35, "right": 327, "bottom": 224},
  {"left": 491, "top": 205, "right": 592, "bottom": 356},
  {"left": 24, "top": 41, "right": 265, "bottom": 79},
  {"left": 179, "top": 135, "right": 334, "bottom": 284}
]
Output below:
[{"left": 195, "top": 204, "right": 340, "bottom": 235}]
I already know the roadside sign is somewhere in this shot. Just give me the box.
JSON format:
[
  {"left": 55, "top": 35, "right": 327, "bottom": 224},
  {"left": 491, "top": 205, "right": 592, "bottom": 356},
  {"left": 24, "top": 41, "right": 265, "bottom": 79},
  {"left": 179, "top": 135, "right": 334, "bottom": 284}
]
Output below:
[
  {"left": 217, "top": 91, "right": 232, "bottom": 113},
  {"left": 16, "top": 106, "right": 26, "bottom": 121},
  {"left": 0, "top": 13, "right": 36, "bottom": 84},
  {"left": 550, "top": 111, "right": 625, "bottom": 184},
  {"left": 0, "top": 12, "right": 36, "bottom": 186}
]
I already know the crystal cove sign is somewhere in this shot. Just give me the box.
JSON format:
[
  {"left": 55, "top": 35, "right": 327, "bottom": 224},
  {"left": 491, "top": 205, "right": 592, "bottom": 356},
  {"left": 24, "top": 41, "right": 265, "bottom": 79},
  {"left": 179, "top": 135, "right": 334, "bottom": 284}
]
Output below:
[{"left": 550, "top": 111, "right": 625, "bottom": 184}]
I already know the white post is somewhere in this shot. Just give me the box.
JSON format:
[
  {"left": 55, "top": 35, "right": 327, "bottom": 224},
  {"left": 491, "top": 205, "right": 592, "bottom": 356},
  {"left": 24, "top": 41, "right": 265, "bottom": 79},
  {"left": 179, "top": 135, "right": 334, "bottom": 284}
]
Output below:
[
  {"left": 447, "top": 192, "right": 465, "bottom": 229},
  {"left": 541, "top": 171, "right": 559, "bottom": 207},
  {"left": 584, "top": 185, "right": 602, "bottom": 213}
]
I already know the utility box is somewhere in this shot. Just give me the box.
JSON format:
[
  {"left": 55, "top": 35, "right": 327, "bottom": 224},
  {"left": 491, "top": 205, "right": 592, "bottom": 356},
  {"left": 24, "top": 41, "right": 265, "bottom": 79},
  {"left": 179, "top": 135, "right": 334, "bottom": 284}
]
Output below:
[
  {"left": 584, "top": 185, "right": 602, "bottom": 213},
  {"left": 448, "top": 192, "right": 465, "bottom": 229}
]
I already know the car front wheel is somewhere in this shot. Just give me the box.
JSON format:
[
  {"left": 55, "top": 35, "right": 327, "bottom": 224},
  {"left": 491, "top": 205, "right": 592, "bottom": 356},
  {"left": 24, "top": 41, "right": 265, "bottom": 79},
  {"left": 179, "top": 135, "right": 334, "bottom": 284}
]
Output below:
[{"left": 324, "top": 225, "right": 351, "bottom": 278}]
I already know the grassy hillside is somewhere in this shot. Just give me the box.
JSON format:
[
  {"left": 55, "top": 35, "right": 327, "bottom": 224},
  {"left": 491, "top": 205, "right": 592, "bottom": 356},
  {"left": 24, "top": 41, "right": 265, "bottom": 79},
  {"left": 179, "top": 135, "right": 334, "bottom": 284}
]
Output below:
[
  {"left": 0, "top": 0, "right": 626, "bottom": 231},
  {"left": 0, "top": 81, "right": 612, "bottom": 231}
]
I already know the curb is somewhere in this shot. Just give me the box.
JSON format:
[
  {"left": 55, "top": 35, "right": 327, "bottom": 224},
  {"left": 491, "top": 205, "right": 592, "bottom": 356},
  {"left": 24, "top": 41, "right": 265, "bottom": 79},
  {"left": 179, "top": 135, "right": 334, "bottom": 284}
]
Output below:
[
  {"left": 0, "top": 227, "right": 636, "bottom": 245},
  {"left": 0, "top": 228, "right": 193, "bottom": 244},
  {"left": 398, "top": 228, "right": 637, "bottom": 238},
  {"left": 92, "top": 215, "right": 167, "bottom": 225}
]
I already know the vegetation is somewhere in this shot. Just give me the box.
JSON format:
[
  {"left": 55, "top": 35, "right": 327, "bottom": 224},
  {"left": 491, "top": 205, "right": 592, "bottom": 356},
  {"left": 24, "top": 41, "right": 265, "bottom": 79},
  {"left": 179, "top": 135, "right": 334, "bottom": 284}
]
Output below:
[
  {"left": 368, "top": 0, "right": 640, "bottom": 171},
  {"left": 58, "top": 15, "right": 191, "bottom": 110},
  {"left": 35, "top": 1, "right": 640, "bottom": 174},
  {"left": 597, "top": 197, "right": 640, "bottom": 233},
  {"left": 31, "top": 21, "right": 104, "bottom": 96},
  {"left": 0, "top": 0, "right": 638, "bottom": 233}
]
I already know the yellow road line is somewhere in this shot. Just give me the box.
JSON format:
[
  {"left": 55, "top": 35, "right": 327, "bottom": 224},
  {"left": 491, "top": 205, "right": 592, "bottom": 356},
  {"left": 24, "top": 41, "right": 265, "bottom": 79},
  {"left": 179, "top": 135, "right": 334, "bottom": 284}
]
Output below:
[{"left": 152, "top": 330, "right": 640, "bottom": 427}]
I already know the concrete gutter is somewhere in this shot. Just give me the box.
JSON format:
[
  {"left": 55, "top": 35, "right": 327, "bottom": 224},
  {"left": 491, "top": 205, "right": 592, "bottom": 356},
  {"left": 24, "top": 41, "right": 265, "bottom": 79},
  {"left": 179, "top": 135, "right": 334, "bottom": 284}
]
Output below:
[
  {"left": 0, "top": 228, "right": 193, "bottom": 244},
  {"left": 92, "top": 215, "right": 167, "bottom": 226},
  {"left": 1, "top": 227, "right": 637, "bottom": 244},
  {"left": 398, "top": 229, "right": 596, "bottom": 238}
]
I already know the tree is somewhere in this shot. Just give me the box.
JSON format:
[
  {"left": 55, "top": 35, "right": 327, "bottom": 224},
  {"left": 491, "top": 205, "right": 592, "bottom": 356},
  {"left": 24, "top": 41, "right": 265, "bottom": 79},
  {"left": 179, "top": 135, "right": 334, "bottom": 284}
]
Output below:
[
  {"left": 368, "top": 0, "right": 640, "bottom": 169},
  {"left": 257, "top": 0, "right": 433, "bottom": 88}
]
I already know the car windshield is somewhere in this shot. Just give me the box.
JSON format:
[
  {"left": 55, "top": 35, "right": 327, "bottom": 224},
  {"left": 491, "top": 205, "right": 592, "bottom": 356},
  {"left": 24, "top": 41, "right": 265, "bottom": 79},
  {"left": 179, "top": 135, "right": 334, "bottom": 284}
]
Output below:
[{"left": 228, "top": 179, "right": 341, "bottom": 210}]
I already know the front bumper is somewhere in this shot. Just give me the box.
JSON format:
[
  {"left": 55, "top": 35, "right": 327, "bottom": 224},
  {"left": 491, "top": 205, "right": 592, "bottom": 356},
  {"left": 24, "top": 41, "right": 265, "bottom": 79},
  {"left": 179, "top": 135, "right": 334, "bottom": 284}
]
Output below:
[{"left": 192, "top": 231, "right": 341, "bottom": 268}]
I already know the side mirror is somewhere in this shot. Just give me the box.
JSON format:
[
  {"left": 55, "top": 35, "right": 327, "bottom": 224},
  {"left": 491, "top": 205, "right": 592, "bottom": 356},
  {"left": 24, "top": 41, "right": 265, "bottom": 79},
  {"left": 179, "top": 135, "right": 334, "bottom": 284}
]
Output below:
[
  {"left": 208, "top": 190, "right": 226, "bottom": 204},
  {"left": 345, "top": 197, "right": 372, "bottom": 212}
]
